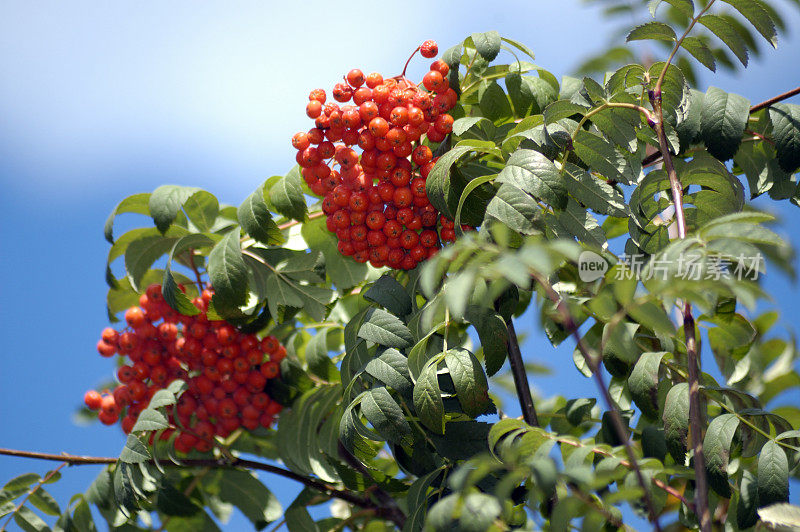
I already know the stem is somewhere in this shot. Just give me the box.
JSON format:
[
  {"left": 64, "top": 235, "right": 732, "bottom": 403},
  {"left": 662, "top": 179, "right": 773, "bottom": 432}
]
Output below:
[
  {"left": 0, "top": 447, "right": 391, "bottom": 520},
  {"left": 276, "top": 210, "right": 324, "bottom": 231},
  {"left": 1, "top": 462, "right": 67, "bottom": 531},
  {"left": 749, "top": 85, "right": 800, "bottom": 113},
  {"left": 187, "top": 248, "right": 205, "bottom": 293},
  {"left": 336, "top": 442, "right": 407, "bottom": 527},
  {"left": 652, "top": 41, "right": 712, "bottom": 526},
  {"left": 654, "top": 0, "right": 717, "bottom": 92},
  {"left": 401, "top": 46, "right": 421, "bottom": 77},
  {"left": 505, "top": 318, "right": 540, "bottom": 426},
  {"left": 530, "top": 272, "right": 664, "bottom": 532}
]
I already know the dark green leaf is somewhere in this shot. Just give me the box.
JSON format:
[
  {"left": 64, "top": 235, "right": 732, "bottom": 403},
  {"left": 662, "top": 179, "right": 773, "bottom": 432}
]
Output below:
[
  {"left": 269, "top": 166, "right": 307, "bottom": 221},
  {"left": 208, "top": 229, "right": 248, "bottom": 308},
  {"left": 563, "top": 164, "right": 628, "bottom": 217},
  {"left": 722, "top": 0, "right": 777, "bottom": 47},
  {"left": 758, "top": 440, "right": 789, "bottom": 507},
  {"left": 104, "top": 193, "right": 151, "bottom": 243},
  {"left": 124, "top": 235, "right": 179, "bottom": 292},
  {"left": 496, "top": 148, "right": 568, "bottom": 209},
  {"left": 157, "top": 482, "right": 201, "bottom": 517},
  {"left": 14, "top": 506, "right": 50, "bottom": 532},
  {"left": 183, "top": 190, "right": 219, "bottom": 232},
  {"left": 543, "top": 99, "right": 587, "bottom": 123},
  {"left": 119, "top": 435, "right": 151, "bottom": 464},
  {"left": 361, "top": 386, "right": 413, "bottom": 445},
  {"left": 768, "top": 104, "right": 800, "bottom": 173},
  {"left": 699, "top": 15, "right": 749, "bottom": 66},
  {"left": 413, "top": 361, "right": 445, "bottom": 435},
  {"left": 628, "top": 352, "right": 667, "bottom": 420},
  {"left": 573, "top": 130, "right": 633, "bottom": 185},
  {"left": 217, "top": 469, "right": 282, "bottom": 529},
  {"left": 626, "top": 21, "right": 677, "bottom": 42},
  {"left": 444, "top": 348, "right": 490, "bottom": 417},
  {"left": 358, "top": 308, "right": 413, "bottom": 349},
  {"left": 149, "top": 185, "right": 200, "bottom": 233},
  {"left": 485, "top": 182, "right": 540, "bottom": 234},
  {"left": 478, "top": 81, "right": 512, "bottom": 122},
  {"left": 701, "top": 86, "right": 750, "bottom": 161},
  {"left": 471, "top": 31, "right": 502, "bottom": 61},
  {"left": 238, "top": 187, "right": 284, "bottom": 245},
  {"left": 662, "top": 383, "right": 690, "bottom": 462},
  {"left": 464, "top": 305, "right": 508, "bottom": 377},
  {"left": 365, "top": 348, "right": 413, "bottom": 396},
  {"left": 737, "top": 470, "right": 759, "bottom": 528},
  {"left": 363, "top": 275, "right": 412, "bottom": 317},
  {"left": 681, "top": 37, "right": 716, "bottom": 71},
  {"left": 704, "top": 414, "right": 740, "bottom": 497}
]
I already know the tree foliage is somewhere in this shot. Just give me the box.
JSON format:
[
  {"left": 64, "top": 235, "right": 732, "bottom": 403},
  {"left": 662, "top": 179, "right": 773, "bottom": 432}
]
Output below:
[{"left": 3, "top": 2, "right": 800, "bottom": 531}]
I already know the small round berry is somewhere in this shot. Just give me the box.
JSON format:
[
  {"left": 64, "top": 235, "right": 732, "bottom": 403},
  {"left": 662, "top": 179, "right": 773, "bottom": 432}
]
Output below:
[
  {"left": 306, "top": 100, "right": 323, "bottom": 118},
  {"left": 346, "top": 69, "right": 365, "bottom": 88},
  {"left": 84, "top": 390, "right": 102, "bottom": 410},
  {"left": 420, "top": 40, "right": 439, "bottom": 58}
]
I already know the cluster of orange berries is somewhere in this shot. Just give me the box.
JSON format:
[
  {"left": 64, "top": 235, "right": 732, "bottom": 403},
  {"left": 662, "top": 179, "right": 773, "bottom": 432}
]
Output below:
[
  {"left": 84, "top": 284, "right": 285, "bottom": 454},
  {"left": 292, "top": 40, "right": 470, "bottom": 270}
]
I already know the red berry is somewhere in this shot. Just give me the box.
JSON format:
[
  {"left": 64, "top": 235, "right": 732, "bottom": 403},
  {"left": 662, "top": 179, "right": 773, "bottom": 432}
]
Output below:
[{"left": 420, "top": 40, "right": 438, "bottom": 58}]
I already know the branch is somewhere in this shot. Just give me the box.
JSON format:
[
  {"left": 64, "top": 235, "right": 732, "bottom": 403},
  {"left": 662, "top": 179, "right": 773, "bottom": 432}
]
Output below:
[
  {"left": 529, "top": 272, "right": 664, "bottom": 532},
  {"left": 276, "top": 210, "right": 324, "bottom": 231},
  {"left": 749, "top": 85, "right": 800, "bottom": 114},
  {"left": 650, "top": 79, "right": 712, "bottom": 530},
  {"left": 505, "top": 318, "right": 540, "bottom": 427},
  {"left": 0, "top": 447, "right": 392, "bottom": 520}
]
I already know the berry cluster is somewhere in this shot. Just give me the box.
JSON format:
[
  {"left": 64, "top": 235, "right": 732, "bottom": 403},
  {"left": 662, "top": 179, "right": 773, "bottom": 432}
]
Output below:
[
  {"left": 84, "top": 284, "right": 285, "bottom": 454},
  {"left": 292, "top": 40, "right": 470, "bottom": 270}
]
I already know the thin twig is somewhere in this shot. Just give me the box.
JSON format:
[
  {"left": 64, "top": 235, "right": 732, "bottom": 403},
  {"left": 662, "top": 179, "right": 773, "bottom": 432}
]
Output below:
[
  {"left": 505, "top": 318, "right": 539, "bottom": 426},
  {"left": 277, "top": 211, "right": 324, "bottom": 231},
  {"left": 529, "top": 272, "right": 664, "bottom": 532},
  {"left": 187, "top": 248, "right": 205, "bottom": 293},
  {"left": 0, "top": 447, "right": 388, "bottom": 518}
]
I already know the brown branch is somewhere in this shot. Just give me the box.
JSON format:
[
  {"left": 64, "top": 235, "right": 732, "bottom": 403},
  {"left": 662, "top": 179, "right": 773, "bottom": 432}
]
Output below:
[
  {"left": 0, "top": 447, "right": 390, "bottom": 520},
  {"left": 651, "top": 76, "right": 712, "bottom": 531},
  {"left": 277, "top": 210, "right": 324, "bottom": 231},
  {"left": 749, "top": 85, "right": 800, "bottom": 114},
  {"left": 529, "top": 272, "right": 663, "bottom": 532},
  {"left": 505, "top": 318, "right": 540, "bottom": 427},
  {"left": 187, "top": 248, "right": 205, "bottom": 293}
]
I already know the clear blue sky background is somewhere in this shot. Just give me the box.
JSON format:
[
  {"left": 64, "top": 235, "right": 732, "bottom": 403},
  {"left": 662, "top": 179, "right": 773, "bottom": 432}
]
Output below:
[{"left": 1, "top": 1, "right": 799, "bottom": 530}]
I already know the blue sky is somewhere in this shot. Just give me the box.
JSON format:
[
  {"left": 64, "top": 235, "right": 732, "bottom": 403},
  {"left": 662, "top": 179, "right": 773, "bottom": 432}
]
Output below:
[{"left": 1, "top": 1, "right": 800, "bottom": 529}]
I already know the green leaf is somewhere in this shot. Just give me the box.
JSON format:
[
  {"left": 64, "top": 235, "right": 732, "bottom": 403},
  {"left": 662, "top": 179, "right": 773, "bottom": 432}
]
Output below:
[
  {"left": 363, "top": 275, "right": 412, "bottom": 317},
  {"left": 496, "top": 149, "right": 568, "bottom": 209},
  {"left": 501, "top": 37, "right": 535, "bottom": 60},
  {"left": 444, "top": 348, "right": 490, "bottom": 417},
  {"left": 413, "top": 360, "right": 445, "bottom": 435},
  {"left": 365, "top": 348, "right": 413, "bottom": 396},
  {"left": 358, "top": 308, "right": 413, "bottom": 349},
  {"left": 361, "top": 386, "right": 413, "bottom": 445},
  {"left": 628, "top": 352, "right": 667, "bottom": 420},
  {"left": 698, "top": 15, "right": 749, "bottom": 66},
  {"left": 183, "top": 190, "right": 219, "bottom": 232},
  {"left": 758, "top": 440, "right": 789, "bottom": 507},
  {"left": 426, "top": 144, "right": 476, "bottom": 217},
  {"left": 163, "top": 262, "right": 201, "bottom": 316},
  {"left": 208, "top": 229, "right": 248, "bottom": 308},
  {"left": 572, "top": 131, "right": 634, "bottom": 185},
  {"left": 14, "top": 506, "right": 50, "bottom": 532},
  {"left": 485, "top": 182, "right": 540, "bottom": 234},
  {"left": 269, "top": 166, "right": 307, "bottom": 221},
  {"left": 238, "top": 187, "right": 284, "bottom": 245},
  {"left": 701, "top": 86, "right": 750, "bottom": 161},
  {"left": 681, "top": 37, "right": 716, "bottom": 71},
  {"left": 285, "top": 505, "right": 319, "bottom": 532},
  {"left": 217, "top": 470, "right": 282, "bottom": 529},
  {"left": 131, "top": 408, "right": 169, "bottom": 432},
  {"left": 627, "top": 21, "right": 677, "bottom": 42},
  {"left": 464, "top": 305, "right": 508, "bottom": 377},
  {"left": 471, "top": 31, "right": 501, "bottom": 61},
  {"left": 662, "top": 383, "right": 690, "bottom": 462},
  {"left": 112, "top": 462, "right": 137, "bottom": 511},
  {"left": 478, "top": 81, "right": 513, "bottom": 122},
  {"left": 27, "top": 489, "right": 60, "bottom": 517},
  {"left": 119, "top": 435, "right": 151, "bottom": 464},
  {"left": 704, "top": 414, "right": 740, "bottom": 497},
  {"left": 104, "top": 193, "right": 151, "bottom": 243},
  {"left": 722, "top": 0, "right": 777, "bottom": 47},
  {"left": 737, "top": 469, "right": 759, "bottom": 528},
  {"left": 650, "top": 0, "right": 694, "bottom": 18},
  {"left": 301, "top": 215, "right": 367, "bottom": 290},
  {"left": 768, "top": 104, "right": 800, "bottom": 173},
  {"left": 124, "top": 235, "right": 179, "bottom": 292},
  {"left": 563, "top": 164, "right": 628, "bottom": 217},
  {"left": 4, "top": 474, "right": 40, "bottom": 492},
  {"left": 543, "top": 99, "right": 587, "bottom": 123},
  {"left": 149, "top": 185, "right": 201, "bottom": 233},
  {"left": 156, "top": 482, "right": 201, "bottom": 517},
  {"left": 758, "top": 503, "right": 800, "bottom": 530},
  {"left": 452, "top": 117, "right": 489, "bottom": 137},
  {"left": 550, "top": 199, "right": 606, "bottom": 247}
]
